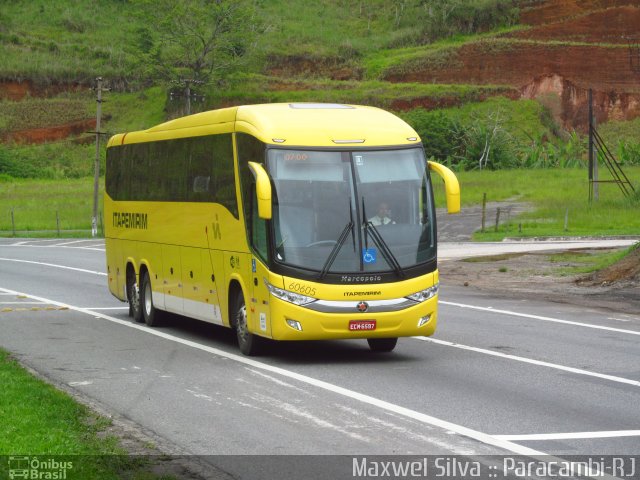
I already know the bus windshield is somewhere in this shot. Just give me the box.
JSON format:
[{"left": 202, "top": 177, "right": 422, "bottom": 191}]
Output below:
[{"left": 267, "top": 148, "right": 435, "bottom": 276}]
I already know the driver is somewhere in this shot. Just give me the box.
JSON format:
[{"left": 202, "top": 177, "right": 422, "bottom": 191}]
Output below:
[{"left": 369, "top": 202, "right": 395, "bottom": 226}]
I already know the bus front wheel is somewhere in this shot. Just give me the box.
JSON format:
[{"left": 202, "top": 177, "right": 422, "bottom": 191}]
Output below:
[
  {"left": 140, "top": 271, "right": 161, "bottom": 327},
  {"left": 367, "top": 338, "right": 397, "bottom": 353},
  {"left": 234, "top": 292, "right": 262, "bottom": 356}
]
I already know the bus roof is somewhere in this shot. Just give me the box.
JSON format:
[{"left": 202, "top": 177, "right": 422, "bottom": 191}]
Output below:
[{"left": 107, "top": 103, "right": 421, "bottom": 148}]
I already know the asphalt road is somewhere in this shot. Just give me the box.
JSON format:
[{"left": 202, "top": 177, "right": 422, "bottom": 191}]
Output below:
[{"left": 1, "top": 238, "right": 639, "bottom": 479}]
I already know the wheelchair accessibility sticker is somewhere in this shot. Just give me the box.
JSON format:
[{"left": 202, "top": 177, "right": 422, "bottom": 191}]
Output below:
[{"left": 362, "top": 248, "right": 377, "bottom": 264}]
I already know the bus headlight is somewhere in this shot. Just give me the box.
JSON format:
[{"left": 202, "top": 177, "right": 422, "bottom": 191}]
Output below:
[
  {"left": 266, "top": 282, "right": 317, "bottom": 306},
  {"left": 406, "top": 283, "right": 438, "bottom": 303}
]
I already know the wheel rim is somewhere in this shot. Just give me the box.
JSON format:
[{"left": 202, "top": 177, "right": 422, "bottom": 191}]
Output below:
[
  {"left": 236, "top": 304, "right": 248, "bottom": 343},
  {"left": 144, "top": 280, "right": 152, "bottom": 316}
]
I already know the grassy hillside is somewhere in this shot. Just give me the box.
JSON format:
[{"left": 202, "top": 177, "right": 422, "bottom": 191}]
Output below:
[
  {"left": 1, "top": 0, "right": 639, "bottom": 181},
  {"left": 0, "top": 0, "right": 521, "bottom": 80}
]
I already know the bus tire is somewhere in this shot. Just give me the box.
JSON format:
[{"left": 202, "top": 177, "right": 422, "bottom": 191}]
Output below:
[
  {"left": 127, "top": 269, "right": 143, "bottom": 323},
  {"left": 367, "top": 337, "right": 397, "bottom": 353},
  {"left": 234, "top": 291, "right": 262, "bottom": 356},
  {"left": 140, "top": 271, "right": 162, "bottom": 327}
]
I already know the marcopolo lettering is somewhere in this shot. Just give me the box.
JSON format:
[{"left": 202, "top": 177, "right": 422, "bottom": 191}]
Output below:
[
  {"left": 341, "top": 275, "right": 382, "bottom": 283},
  {"left": 113, "top": 212, "right": 148, "bottom": 230}
]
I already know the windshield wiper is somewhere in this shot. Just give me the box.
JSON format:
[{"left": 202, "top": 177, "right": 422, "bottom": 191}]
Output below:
[
  {"left": 318, "top": 198, "right": 356, "bottom": 280},
  {"left": 318, "top": 220, "right": 354, "bottom": 280},
  {"left": 362, "top": 199, "right": 405, "bottom": 279}
]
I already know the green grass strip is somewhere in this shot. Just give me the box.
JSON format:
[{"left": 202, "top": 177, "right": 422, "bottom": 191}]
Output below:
[{"left": 0, "top": 348, "right": 172, "bottom": 478}]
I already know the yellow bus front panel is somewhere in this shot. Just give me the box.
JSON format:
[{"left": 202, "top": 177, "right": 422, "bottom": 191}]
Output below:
[{"left": 267, "top": 293, "right": 438, "bottom": 341}]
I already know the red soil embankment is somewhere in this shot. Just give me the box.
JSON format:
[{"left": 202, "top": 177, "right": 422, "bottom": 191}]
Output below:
[
  {"left": 389, "top": 88, "right": 520, "bottom": 111},
  {"left": 385, "top": 42, "right": 639, "bottom": 93},
  {"left": 1, "top": 119, "right": 97, "bottom": 145},
  {"left": 519, "top": 0, "right": 640, "bottom": 26},
  {"left": 0, "top": 80, "right": 87, "bottom": 101},
  {"left": 384, "top": 36, "right": 640, "bottom": 129},
  {"left": 265, "top": 54, "right": 363, "bottom": 81},
  {"left": 511, "top": 5, "right": 640, "bottom": 43}
]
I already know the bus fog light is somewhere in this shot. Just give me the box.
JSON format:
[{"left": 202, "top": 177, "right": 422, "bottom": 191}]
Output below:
[
  {"left": 286, "top": 319, "right": 303, "bottom": 331},
  {"left": 418, "top": 315, "right": 431, "bottom": 327}
]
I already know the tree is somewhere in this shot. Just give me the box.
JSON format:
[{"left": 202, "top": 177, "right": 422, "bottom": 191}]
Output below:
[{"left": 135, "top": 0, "right": 262, "bottom": 86}]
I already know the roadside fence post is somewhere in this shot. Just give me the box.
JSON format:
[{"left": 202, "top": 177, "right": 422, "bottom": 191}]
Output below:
[
  {"left": 56, "top": 211, "right": 61, "bottom": 237},
  {"left": 481, "top": 193, "right": 487, "bottom": 232},
  {"left": 564, "top": 208, "right": 569, "bottom": 232},
  {"left": 494, "top": 207, "right": 501, "bottom": 233},
  {"left": 11, "top": 208, "right": 15, "bottom": 237}
]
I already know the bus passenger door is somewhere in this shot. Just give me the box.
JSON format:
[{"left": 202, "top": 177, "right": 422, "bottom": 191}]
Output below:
[
  {"left": 161, "top": 245, "right": 183, "bottom": 314},
  {"left": 250, "top": 256, "right": 271, "bottom": 338},
  {"left": 248, "top": 190, "right": 272, "bottom": 338}
]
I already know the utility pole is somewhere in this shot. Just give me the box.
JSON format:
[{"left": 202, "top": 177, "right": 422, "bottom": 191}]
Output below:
[
  {"left": 92, "top": 77, "right": 109, "bottom": 237},
  {"left": 588, "top": 89, "right": 599, "bottom": 202}
]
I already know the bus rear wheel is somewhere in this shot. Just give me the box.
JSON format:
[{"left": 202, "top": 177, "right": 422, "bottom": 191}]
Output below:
[
  {"left": 367, "top": 338, "right": 397, "bottom": 353},
  {"left": 140, "top": 271, "right": 162, "bottom": 327},
  {"left": 127, "top": 270, "right": 143, "bottom": 323},
  {"left": 234, "top": 291, "right": 262, "bottom": 356}
]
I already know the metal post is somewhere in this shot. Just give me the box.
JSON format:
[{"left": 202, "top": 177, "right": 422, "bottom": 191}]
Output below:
[
  {"left": 481, "top": 193, "right": 487, "bottom": 232},
  {"left": 92, "top": 77, "right": 103, "bottom": 237},
  {"left": 593, "top": 99, "right": 599, "bottom": 203},
  {"left": 588, "top": 88, "right": 600, "bottom": 202},
  {"left": 56, "top": 211, "right": 60, "bottom": 237},
  {"left": 564, "top": 208, "right": 569, "bottom": 232},
  {"left": 185, "top": 81, "right": 191, "bottom": 116},
  {"left": 588, "top": 88, "right": 593, "bottom": 202},
  {"left": 11, "top": 208, "right": 15, "bottom": 237}
]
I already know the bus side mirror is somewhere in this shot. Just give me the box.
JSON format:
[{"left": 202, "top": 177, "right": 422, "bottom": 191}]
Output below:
[
  {"left": 248, "top": 162, "right": 272, "bottom": 220},
  {"left": 428, "top": 161, "right": 460, "bottom": 214}
]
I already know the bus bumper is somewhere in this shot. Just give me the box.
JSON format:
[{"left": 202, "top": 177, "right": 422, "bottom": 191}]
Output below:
[{"left": 267, "top": 295, "right": 438, "bottom": 341}]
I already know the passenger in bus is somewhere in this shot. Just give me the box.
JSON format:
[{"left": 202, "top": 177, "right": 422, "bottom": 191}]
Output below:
[{"left": 369, "top": 202, "right": 395, "bottom": 226}]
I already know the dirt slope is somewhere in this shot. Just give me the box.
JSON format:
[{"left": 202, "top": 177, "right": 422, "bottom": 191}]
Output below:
[
  {"left": 440, "top": 247, "right": 639, "bottom": 315},
  {"left": 384, "top": 2, "right": 640, "bottom": 130},
  {"left": 519, "top": 0, "right": 640, "bottom": 25}
]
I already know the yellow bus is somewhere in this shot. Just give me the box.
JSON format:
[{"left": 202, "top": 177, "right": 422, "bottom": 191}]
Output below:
[{"left": 105, "top": 103, "right": 459, "bottom": 355}]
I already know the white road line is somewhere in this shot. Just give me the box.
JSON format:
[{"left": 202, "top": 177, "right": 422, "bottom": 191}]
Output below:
[
  {"left": 441, "top": 301, "right": 640, "bottom": 337},
  {"left": 68, "top": 381, "right": 93, "bottom": 387},
  {"left": 8, "top": 240, "right": 60, "bottom": 246},
  {"left": 2, "top": 253, "right": 636, "bottom": 387},
  {"left": 83, "top": 307, "right": 129, "bottom": 311},
  {"left": 1, "top": 245, "right": 106, "bottom": 252},
  {"left": 54, "top": 240, "right": 94, "bottom": 246},
  {"left": 0, "top": 258, "right": 107, "bottom": 276},
  {"left": 0, "top": 285, "right": 546, "bottom": 457},
  {"left": 65, "top": 246, "right": 105, "bottom": 252},
  {"left": 415, "top": 337, "right": 640, "bottom": 388},
  {"left": 0, "top": 301, "right": 47, "bottom": 305},
  {"left": 495, "top": 430, "right": 640, "bottom": 441},
  {"left": 2, "top": 254, "right": 635, "bottom": 336}
]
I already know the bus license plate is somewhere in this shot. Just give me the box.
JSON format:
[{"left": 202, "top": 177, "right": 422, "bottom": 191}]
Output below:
[{"left": 349, "top": 320, "right": 376, "bottom": 331}]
